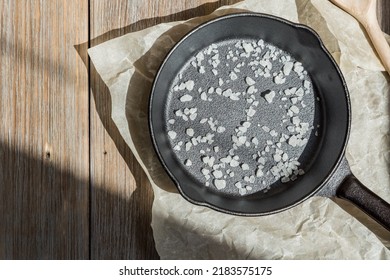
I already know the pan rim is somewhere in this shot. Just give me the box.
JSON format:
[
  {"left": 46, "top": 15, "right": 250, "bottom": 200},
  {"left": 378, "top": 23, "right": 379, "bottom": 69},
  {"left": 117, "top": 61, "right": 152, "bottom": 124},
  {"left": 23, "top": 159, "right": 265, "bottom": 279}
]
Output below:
[{"left": 149, "top": 12, "right": 351, "bottom": 216}]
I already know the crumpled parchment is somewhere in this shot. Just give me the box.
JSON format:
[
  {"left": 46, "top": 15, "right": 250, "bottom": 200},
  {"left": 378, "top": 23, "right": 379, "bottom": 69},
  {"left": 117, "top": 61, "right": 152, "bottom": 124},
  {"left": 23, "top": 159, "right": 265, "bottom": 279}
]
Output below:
[{"left": 88, "top": 0, "right": 390, "bottom": 259}]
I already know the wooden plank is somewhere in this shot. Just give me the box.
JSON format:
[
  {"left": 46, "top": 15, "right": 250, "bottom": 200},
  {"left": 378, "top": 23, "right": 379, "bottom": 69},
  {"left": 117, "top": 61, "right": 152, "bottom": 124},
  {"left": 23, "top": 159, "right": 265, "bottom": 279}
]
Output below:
[
  {"left": 89, "top": 0, "right": 241, "bottom": 259},
  {"left": 0, "top": 0, "right": 89, "bottom": 259}
]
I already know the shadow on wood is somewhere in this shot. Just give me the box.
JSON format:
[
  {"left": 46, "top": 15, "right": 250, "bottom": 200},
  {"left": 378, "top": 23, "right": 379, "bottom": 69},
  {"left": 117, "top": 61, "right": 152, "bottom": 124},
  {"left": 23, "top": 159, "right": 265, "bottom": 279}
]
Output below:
[
  {"left": 0, "top": 141, "right": 158, "bottom": 259},
  {"left": 0, "top": 141, "right": 89, "bottom": 259}
]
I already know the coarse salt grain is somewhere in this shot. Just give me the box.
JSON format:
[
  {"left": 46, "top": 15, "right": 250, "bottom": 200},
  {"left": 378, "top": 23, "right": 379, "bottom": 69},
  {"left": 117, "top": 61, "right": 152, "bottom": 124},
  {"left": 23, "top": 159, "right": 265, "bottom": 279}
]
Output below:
[
  {"left": 214, "top": 179, "right": 226, "bottom": 190},
  {"left": 245, "top": 76, "right": 256, "bottom": 86},
  {"left": 264, "top": 91, "right": 276, "bottom": 103},
  {"left": 168, "top": 131, "right": 177, "bottom": 139}
]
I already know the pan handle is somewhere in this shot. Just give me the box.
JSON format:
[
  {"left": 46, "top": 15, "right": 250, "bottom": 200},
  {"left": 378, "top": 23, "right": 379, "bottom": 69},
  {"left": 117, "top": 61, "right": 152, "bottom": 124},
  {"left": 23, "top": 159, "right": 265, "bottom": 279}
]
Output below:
[{"left": 336, "top": 175, "right": 390, "bottom": 231}]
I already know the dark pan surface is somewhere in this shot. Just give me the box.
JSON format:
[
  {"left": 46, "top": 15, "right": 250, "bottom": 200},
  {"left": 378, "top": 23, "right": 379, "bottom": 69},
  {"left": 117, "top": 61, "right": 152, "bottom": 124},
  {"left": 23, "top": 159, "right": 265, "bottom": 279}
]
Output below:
[{"left": 149, "top": 13, "right": 350, "bottom": 215}]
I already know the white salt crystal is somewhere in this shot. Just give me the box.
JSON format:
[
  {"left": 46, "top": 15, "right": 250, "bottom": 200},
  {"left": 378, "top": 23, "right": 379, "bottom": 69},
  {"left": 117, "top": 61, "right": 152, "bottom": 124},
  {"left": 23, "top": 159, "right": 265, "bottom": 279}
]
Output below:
[
  {"left": 281, "top": 177, "right": 290, "bottom": 183},
  {"left": 258, "top": 157, "right": 266, "bottom": 165},
  {"left": 274, "top": 154, "right": 281, "bottom": 162},
  {"left": 252, "top": 137, "right": 259, "bottom": 146},
  {"left": 274, "top": 74, "right": 286, "bottom": 84},
  {"left": 270, "top": 130, "right": 278, "bottom": 137},
  {"left": 186, "top": 80, "right": 194, "bottom": 91},
  {"left": 202, "top": 156, "right": 210, "bottom": 164},
  {"left": 238, "top": 126, "right": 247, "bottom": 133},
  {"left": 186, "top": 128, "right": 194, "bottom": 136},
  {"left": 288, "top": 135, "right": 298, "bottom": 147},
  {"left": 245, "top": 76, "right": 256, "bottom": 86},
  {"left": 241, "top": 122, "right": 250, "bottom": 128},
  {"left": 189, "top": 113, "right": 197, "bottom": 121},
  {"left": 229, "top": 93, "right": 240, "bottom": 101},
  {"left": 212, "top": 170, "right": 223, "bottom": 179},
  {"left": 196, "top": 52, "right": 204, "bottom": 61},
  {"left": 217, "top": 126, "right": 226, "bottom": 133},
  {"left": 185, "top": 142, "right": 192, "bottom": 151},
  {"left": 264, "top": 91, "right": 276, "bottom": 103},
  {"left": 222, "top": 89, "right": 232, "bottom": 97},
  {"left": 256, "top": 168, "right": 264, "bottom": 177},
  {"left": 291, "top": 97, "right": 298, "bottom": 104},
  {"left": 241, "top": 163, "right": 249, "bottom": 170},
  {"left": 292, "top": 116, "right": 300, "bottom": 125},
  {"left": 238, "top": 188, "right": 246, "bottom": 195},
  {"left": 220, "top": 156, "right": 231, "bottom": 164},
  {"left": 238, "top": 136, "right": 247, "bottom": 145},
  {"left": 294, "top": 62, "right": 304, "bottom": 74},
  {"left": 283, "top": 61, "right": 294, "bottom": 75},
  {"left": 189, "top": 108, "right": 197, "bottom": 114},
  {"left": 168, "top": 131, "right": 177, "bottom": 139},
  {"left": 243, "top": 42, "right": 254, "bottom": 53},
  {"left": 230, "top": 159, "right": 239, "bottom": 167},
  {"left": 247, "top": 86, "right": 256, "bottom": 94},
  {"left": 208, "top": 156, "right": 215, "bottom": 167},
  {"left": 247, "top": 107, "right": 256, "bottom": 117},
  {"left": 173, "top": 145, "right": 181, "bottom": 151},
  {"left": 296, "top": 87, "right": 304, "bottom": 96},
  {"left": 262, "top": 126, "right": 270, "bottom": 132},
  {"left": 229, "top": 72, "right": 238, "bottom": 80},
  {"left": 214, "top": 179, "right": 226, "bottom": 190}
]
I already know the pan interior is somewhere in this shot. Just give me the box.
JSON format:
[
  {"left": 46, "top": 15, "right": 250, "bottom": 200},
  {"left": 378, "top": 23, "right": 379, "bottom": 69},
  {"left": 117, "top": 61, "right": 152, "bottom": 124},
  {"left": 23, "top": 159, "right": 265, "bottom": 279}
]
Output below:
[
  {"left": 165, "top": 38, "right": 321, "bottom": 197},
  {"left": 150, "top": 13, "right": 349, "bottom": 215}
]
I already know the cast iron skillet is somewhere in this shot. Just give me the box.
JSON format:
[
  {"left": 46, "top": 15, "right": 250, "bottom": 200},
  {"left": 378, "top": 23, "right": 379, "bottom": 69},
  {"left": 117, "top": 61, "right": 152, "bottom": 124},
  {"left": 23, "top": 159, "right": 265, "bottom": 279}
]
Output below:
[{"left": 149, "top": 13, "right": 390, "bottom": 231}]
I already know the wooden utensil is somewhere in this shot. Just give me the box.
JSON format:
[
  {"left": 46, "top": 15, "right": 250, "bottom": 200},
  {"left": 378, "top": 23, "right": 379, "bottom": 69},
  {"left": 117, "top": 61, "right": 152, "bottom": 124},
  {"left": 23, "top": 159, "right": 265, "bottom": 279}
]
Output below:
[{"left": 330, "top": 0, "right": 390, "bottom": 74}]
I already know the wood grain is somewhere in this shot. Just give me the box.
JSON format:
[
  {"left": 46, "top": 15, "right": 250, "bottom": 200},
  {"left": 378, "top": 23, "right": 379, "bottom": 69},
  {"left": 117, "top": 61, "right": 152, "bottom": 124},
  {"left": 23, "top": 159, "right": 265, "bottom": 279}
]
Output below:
[{"left": 0, "top": 1, "right": 89, "bottom": 259}]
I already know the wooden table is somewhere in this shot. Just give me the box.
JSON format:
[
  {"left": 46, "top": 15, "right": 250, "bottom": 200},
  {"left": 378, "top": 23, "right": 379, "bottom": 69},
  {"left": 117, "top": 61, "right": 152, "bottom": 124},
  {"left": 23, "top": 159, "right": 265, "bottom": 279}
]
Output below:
[{"left": 0, "top": 0, "right": 389, "bottom": 259}]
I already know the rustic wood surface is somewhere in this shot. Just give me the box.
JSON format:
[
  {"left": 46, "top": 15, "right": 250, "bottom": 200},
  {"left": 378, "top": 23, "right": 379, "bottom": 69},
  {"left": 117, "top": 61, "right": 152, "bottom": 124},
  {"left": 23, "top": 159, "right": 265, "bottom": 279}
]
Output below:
[
  {"left": 0, "top": 0, "right": 90, "bottom": 259},
  {"left": 0, "top": 0, "right": 389, "bottom": 259}
]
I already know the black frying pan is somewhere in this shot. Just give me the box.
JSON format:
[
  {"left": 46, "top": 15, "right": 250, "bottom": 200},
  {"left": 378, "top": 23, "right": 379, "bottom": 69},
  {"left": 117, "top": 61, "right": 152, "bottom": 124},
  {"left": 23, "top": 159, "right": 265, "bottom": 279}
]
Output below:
[{"left": 149, "top": 13, "right": 390, "bottom": 231}]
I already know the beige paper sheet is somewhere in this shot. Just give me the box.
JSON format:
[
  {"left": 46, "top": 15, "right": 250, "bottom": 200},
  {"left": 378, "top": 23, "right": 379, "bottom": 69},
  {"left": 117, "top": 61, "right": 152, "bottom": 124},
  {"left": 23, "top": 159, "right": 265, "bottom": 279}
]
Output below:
[{"left": 88, "top": 0, "right": 390, "bottom": 259}]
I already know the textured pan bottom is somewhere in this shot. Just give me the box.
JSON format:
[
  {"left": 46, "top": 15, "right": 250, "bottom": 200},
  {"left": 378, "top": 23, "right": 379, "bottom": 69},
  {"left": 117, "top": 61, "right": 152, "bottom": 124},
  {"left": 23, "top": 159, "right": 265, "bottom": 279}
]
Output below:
[{"left": 165, "top": 38, "right": 322, "bottom": 196}]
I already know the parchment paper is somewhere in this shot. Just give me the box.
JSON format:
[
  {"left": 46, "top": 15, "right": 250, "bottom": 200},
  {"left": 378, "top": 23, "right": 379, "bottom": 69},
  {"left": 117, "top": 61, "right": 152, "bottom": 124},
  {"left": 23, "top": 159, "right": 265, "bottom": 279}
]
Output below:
[{"left": 88, "top": 0, "right": 390, "bottom": 259}]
